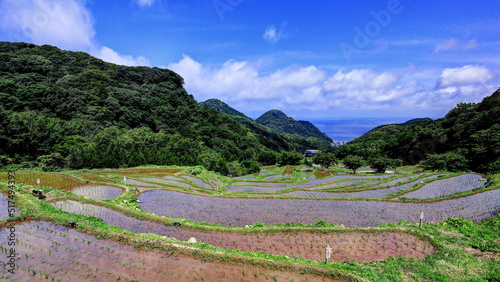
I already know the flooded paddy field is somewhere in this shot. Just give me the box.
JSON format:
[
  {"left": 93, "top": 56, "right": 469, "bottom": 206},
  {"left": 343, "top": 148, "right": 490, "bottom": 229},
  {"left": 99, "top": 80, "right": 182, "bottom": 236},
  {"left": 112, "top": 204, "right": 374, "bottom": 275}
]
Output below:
[
  {"left": 277, "top": 175, "right": 446, "bottom": 198},
  {"left": 228, "top": 174, "right": 398, "bottom": 193},
  {"left": 51, "top": 200, "right": 182, "bottom": 237},
  {"left": 182, "top": 176, "right": 214, "bottom": 189},
  {"left": 0, "top": 221, "right": 340, "bottom": 281},
  {"left": 398, "top": 174, "right": 488, "bottom": 199},
  {"left": 138, "top": 188, "right": 500, "bottom": 227},
  {"left": 70, "top": 185, "right": 123, "bottom": 200},
  {"left": 121, "top": 178, "right": 160, "bottom": 187},
  {"left": 1, "top": 166, "right": 498, "bottom": 281},
  {"left": 138, "top": 177, "right": 197, "bottom": 188},
  {"left": 51, "top": 200, "right": 435, "bottom": 263}
]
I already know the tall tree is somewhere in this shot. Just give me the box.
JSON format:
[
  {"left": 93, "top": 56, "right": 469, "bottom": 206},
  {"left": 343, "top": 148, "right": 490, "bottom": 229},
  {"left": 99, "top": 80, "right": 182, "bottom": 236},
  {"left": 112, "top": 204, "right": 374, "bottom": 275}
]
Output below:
[{"left": 343, "top": 155, "right": 365, "bottom": 174}]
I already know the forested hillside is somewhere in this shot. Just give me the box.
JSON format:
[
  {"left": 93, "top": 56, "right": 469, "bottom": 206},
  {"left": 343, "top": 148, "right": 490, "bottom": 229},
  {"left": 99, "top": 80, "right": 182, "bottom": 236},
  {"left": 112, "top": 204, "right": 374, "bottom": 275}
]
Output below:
[
  {"left": 200, "top": 99, "right": 333, "bottom": 151},
  {"left": 353, "top": 118, "right": 433, "bottom": 143},
  {"left": 0, "top": 42, "right": 322, "bottom": 173},
  {"left": 256, "top": 109, "right": 333, "bottom": 143},
  {"left": 335, "top": 90, "right": 500, "bottom": 173},
  {"left": 199, "top": 99, "right": 250, "bottom": 119}
]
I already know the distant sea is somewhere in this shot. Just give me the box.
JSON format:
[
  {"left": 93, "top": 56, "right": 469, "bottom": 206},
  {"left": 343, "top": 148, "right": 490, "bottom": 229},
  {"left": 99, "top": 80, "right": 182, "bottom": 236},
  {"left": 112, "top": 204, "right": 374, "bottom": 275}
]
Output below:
[{"left": 303, "top": 117, "right": 421, "bottom": 142}]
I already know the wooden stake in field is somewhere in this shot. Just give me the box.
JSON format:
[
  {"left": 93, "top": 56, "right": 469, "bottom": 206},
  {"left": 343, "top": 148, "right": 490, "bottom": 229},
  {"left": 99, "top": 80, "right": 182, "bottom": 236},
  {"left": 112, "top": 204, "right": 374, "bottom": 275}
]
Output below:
[
  {"left": 37, "top": 178, "right": 40, "bottom": 186},
  {"left": 419, "top": 211, "right": 424, "bottom": 228},
  {"left": 325, "top": 245, "right": 332, "bottom": 263}
]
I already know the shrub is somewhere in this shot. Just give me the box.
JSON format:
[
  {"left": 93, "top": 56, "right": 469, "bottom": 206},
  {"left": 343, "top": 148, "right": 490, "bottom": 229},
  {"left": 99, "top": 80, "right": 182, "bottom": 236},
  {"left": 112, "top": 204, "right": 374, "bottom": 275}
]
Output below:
[
  {"left": 420, "top": 152, "right": 468, "bottom": 172},
  {"left": 368, "top": 157, "right": 402, "bottom": 173},
  {"left": 312, "top": 152, "right": 337, "bottom": 168},
  {"left": 257, "top": 151, "right": 278, "bottom": 165},
  {"left": 278, "top": 152, "right": 302, "bottom": 166}
]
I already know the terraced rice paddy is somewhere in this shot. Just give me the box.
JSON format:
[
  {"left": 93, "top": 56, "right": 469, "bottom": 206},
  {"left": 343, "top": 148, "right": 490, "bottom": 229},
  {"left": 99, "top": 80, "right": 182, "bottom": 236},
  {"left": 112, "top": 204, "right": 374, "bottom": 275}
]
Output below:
[
  {"left": 121, "top": 178, "right": 160, "bottom": 187},
  {"left": 1, "top": 166, "right": 499, "bottom": 281},
  {"left": 232, "top": 181, "right": 290, "bottom": 187},
  {"left": 51, "top": 200, "right": 435, "bottom": 263},
  {"left": 399, "top": 174, "right": 488, "bottom": 199},
  {"left": 371, "top": 174, "right": 432, "bottom": 188},
  {"left": 181, "top": 176, "right": 214, "bottom": 189},
  {"left": 70, "top": 185, "right": 123, "bottom": 200},
  {"left": 138, "top": 188, "right": 500, "bottom": 227},
  {"left": 226, "top": 185, "right": 294, "bottom": 193},
  {"left": 279, "top": 175, "right": 445, "bottom": 199},
  {"left": 0, "top": 221, "right": 338, "bottom": 281},
  {"left": 107, "top": 168, "right": 184, "bottom": 174},
  {"left": 138, "top": 177, "right": 196, "bottom": 188},
  {"left": 228, "top": 174, "right": 394, "bottom": 193},
  {"left": 201, "top": 231, "right": 434, "bottom": 262},
  {"left": 80, "top": 173, "right": 114, "bottom": 183},
  {"left": 0, "top": 172, "right": 84, "bottom": 190},
  {"left": 51, "top": 200, "right": 181, "bottom": 235}
]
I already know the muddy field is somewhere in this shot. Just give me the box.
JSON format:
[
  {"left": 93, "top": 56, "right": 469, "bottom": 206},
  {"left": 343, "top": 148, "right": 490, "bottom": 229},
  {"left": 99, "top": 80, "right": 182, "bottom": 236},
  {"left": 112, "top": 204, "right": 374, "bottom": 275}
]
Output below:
[
  {"left": 0, "top": 221, "right": 342, "bottom": 281},
  {"left": 52, "top": 200, "right": 435, "bottom": 263}
]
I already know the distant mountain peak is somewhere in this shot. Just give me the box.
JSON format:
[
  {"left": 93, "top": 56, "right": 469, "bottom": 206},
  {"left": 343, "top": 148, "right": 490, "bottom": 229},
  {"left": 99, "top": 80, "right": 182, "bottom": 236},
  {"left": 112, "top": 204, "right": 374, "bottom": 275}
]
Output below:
[
  {"left": 261, "top": 109, "right": 288, "bottom": 119},
  {"left": 256, "top": 110, "right": 332, "bottom": 143},
  {"left": 199, "top": 99, "right": 250, "bottom": 119}
]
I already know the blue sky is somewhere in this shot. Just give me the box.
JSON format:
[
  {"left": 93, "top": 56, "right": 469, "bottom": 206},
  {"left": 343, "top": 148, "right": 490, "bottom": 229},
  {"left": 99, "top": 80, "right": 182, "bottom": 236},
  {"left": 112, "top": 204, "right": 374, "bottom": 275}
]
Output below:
[{"left": 0, "top": 0, "right": 499, "bottom": 119}]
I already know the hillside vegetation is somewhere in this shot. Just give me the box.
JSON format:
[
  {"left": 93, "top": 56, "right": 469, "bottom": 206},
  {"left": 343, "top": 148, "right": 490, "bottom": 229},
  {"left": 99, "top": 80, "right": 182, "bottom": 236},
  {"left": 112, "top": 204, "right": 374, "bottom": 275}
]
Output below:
[
  {"left": 200, "top": 99, "right": 333, "bottom": 151},
  {"left": 336, "top": 90, "right": 500, "bottom": 173},
  {"left": 199, "top": 98, "right": 250, "bottom": 119},
  {"left": 0, "top": 42, "right": 327, "bottom": 174},
  {"left": 256, "top": 109, "right": 333, "bottom": 143}
]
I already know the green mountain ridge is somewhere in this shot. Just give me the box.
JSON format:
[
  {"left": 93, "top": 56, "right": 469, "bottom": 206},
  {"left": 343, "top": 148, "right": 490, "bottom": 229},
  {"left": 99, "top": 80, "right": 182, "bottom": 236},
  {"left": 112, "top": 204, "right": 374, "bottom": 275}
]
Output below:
[
  {"left": 350, "top": 118, "right": 434, "bottom": 143},
  {"left": 256, "top": 109, "right": 333, "bottom": 143},
  {"left": 199, "top": 99, "right": 250, "bottom": 119},
  {"left": 200, "top": 99, "right": 333, "bottom": 149}
]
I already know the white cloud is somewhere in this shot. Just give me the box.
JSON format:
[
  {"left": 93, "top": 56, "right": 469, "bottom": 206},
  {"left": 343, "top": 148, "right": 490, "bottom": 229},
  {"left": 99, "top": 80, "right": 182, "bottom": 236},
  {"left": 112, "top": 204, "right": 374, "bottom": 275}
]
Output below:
[
  {"left": 436, "top": 65, "right": 493, "bottom": 88},
  {"left": 263, "top": 25, "right": 286, "bottom": 43},
  {"left": 323, "top": 69, "right": 400, "bottom": 94},
  {"left": 0, "top": 0, "right": 150, "bottom": 66},
  {"left": 321, "top": 69, "right": 421, "bottom": 106},
  {"left": 264, "top": 65, "right": 325, "bottom": 89},
  {"left": 168, "top": 55, "right": 259, "bottom": 100},
  {"left": 0, "top": 0, "right": 94, "bottom": 50},
  {"left": 168, "top": 55, "right": 328, "bottom": 105},
  {"left": 429, "top": 65, "right": 496, "bottom": 108},
  {"left": 135, "top": 0, "right": 156, "bottom": 8},
  {"left": 169, "top": 57, "right": 497, "bottom": 117},
  {"left": 434, "top": 38, "right": 478, "bottom": 53},
  {"left": 96, "top": 46, "right": 150, "bottom": 66},
  {"left": 168, "top": 55, "right": 428, "bottom": 113}
]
